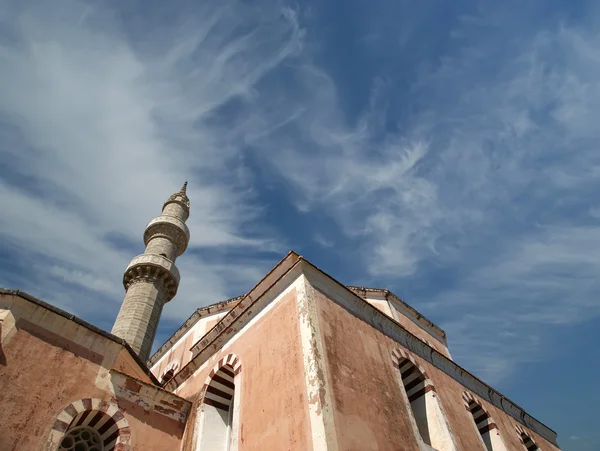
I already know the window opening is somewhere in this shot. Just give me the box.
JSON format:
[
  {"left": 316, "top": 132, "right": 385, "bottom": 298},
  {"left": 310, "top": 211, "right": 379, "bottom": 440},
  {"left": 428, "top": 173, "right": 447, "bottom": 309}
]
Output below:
[
  {"left": 198, "top": 364, "right": 236, "bottom": 450},
  {"left": 57, "top": 410, "right": 118, "bottom": 451},
  {"left": 467, "top": 399, "right": 507, "bottom": 451},
  {"left": 399, "top": 358, "right": 432, "bottom": 445},
  {"left": 58, "top": 426, "right": 103, "bottom": 451},
  {"left": 520, "top": 431, "right": 540, "bottom": 451},
  {"left": 398, "top": 357, "right": 455, "bottom": 451}
]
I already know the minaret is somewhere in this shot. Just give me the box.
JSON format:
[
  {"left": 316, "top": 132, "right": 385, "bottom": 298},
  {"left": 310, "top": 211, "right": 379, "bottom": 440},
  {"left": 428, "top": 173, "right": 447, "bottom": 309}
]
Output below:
[{"left": 111, "top": 182, "right": 190, "bottom": 361}]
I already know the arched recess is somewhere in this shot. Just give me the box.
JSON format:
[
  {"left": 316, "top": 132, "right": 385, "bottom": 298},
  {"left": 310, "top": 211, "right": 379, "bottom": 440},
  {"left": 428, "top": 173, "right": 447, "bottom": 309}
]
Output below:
[
  {"left": 46, "top": 398, "right": 130, "bottom": 451},
  {"left": 196, "top": 354, "right": 241, "bottom": 451},
  {"left": 462, "top": 392, "right": 508, "bottom": 451},
  {"left": 515, "top": 425, "right": 541, "bottom": 451},
  {"left": 392, "top": 349, "right": 456, "bottom": 451},
  {"left": 161, "top": 360, "right": 180, "bottom": 384}
]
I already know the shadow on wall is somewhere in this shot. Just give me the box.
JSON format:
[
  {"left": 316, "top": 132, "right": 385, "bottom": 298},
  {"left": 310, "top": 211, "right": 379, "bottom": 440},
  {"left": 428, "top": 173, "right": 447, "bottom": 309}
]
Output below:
[
  {"left": 412, "top": 395, "right": 431, "bottom": 444},
  {"left": 0, "top": 324, "right": 6, "bottom": 366}
]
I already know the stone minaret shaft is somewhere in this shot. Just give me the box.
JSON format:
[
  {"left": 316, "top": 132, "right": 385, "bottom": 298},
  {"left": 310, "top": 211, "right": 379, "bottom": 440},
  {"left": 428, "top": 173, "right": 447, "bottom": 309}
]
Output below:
[{"left": 112, "top": 183, "right": 190, "bottom": 361}]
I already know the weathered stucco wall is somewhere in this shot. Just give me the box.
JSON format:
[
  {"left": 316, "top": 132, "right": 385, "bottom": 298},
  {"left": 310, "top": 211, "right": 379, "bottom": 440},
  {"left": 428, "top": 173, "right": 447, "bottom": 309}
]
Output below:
[
  {"left": 0, "top": 293, "right": 188, "bottom": 451},
  {"left": 314, "top": 288, "right": 423, "bottom": 451},
  {"left": 177, "top": 288, "right": 312, "bottom": 451},
  {"left": 313, "top": 287, "right": 560, "bottom": 451},
  {"left": 0, "top": 317, "right": 109, "bottom": 450}
]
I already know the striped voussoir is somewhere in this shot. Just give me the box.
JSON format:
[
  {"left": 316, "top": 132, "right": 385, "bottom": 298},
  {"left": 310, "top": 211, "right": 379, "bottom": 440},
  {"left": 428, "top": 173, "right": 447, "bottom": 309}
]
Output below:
[
  {"left": 392, "top": 348, "right": 434, "bottom": 403},
  {"left": 50, "top": 398, "right": 130, "bottom": 451},
  {"left": 201, "top": 354, "right": 241, "bottom": 412},
  {"left": 462, "top": 391, "right": 498, "bottom": 435},
  {"left": 516, "top": 424, "right": 540, "bottom": 451}
]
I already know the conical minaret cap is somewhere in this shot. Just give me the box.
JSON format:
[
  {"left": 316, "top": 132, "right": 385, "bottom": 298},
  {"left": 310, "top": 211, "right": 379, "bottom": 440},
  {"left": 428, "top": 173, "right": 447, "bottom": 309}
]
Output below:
[{"left": 163, "top": 181, "right": 190, "bottom": 212}]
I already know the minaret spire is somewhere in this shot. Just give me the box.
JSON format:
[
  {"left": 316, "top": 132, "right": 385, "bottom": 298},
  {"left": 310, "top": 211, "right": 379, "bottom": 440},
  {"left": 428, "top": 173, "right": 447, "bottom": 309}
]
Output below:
[{"left": 111, "top": 183, "right": 191, "bottom": 361}]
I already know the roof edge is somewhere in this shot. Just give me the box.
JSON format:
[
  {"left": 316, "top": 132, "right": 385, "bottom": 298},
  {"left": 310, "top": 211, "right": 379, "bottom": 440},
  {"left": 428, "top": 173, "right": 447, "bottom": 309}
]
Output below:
[
  {"left": 347, "top": 286, "right": 447, "bottom": 340},
  {"left": 0, "top": 288, "right": 160, "bottom": 386},
  {"left": 148, "top": 294, "right": 244, "bottom": 366}
]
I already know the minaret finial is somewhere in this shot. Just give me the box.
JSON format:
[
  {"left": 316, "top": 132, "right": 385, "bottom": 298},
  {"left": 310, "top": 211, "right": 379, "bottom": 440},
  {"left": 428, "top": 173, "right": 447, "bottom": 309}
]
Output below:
[{"left": 181, "top": 181, "right": 187, "bottom": 194}]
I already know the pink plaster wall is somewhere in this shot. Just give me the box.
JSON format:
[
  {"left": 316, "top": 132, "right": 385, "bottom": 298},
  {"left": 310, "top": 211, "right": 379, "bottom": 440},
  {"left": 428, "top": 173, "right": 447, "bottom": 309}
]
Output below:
[
  {"left": 313, "top": 288, "right": 560, "bottom": 451},
  {"left": 177, "top": 289, "right": 312, "bottom": 451}
]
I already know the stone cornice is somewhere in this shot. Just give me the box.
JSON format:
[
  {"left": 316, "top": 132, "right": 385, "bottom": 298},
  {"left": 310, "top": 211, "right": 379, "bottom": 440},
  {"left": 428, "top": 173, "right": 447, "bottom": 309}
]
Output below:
[
  {"left": 148, "top": 295, "right": 243, "bottom": 366},
  {"left": 348, "top": 286, "right": 447, "bottom": 344}
]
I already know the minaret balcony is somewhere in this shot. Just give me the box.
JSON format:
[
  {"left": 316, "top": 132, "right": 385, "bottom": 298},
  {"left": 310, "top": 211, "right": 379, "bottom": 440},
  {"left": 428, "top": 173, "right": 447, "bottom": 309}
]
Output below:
[
  {"left": 122, "top": 254, "right": 181, "bottom": 301},
  {"left": 143, "top": 215, "right": 190, "bottom": 256}
]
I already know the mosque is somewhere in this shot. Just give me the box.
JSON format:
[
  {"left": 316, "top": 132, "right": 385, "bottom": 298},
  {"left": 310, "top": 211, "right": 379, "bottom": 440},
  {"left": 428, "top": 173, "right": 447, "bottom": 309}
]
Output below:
[{"left": 0, "top": 184, "right": 560, "bottom": 450}]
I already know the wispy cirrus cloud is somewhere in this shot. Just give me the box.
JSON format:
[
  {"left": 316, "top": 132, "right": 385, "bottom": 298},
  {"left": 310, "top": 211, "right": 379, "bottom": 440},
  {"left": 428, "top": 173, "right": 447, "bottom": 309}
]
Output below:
[
  {"left": 240, "top": 4, "right": 600, "bottom": 384},
  {"left": 0, "top": 0, "right": 303, "bottom": 341},
  {"left": 1, "top": 0, "right": 599, "bottom": 395}
]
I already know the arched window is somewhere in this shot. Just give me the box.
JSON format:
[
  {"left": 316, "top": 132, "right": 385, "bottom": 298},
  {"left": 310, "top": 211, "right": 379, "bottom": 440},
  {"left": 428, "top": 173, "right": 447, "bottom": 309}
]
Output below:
[
  {"left": 57, "top": 410, "right": 118, "bottom": 451},
  {"left": 198, "top": 363, "right": 237, "bottom": 451},
  {"left": 463, "top": 394, "right": 508, "bottom": 451},
  {"left": 58, "top": 426, "right": 103, "bottom": 451},
  {"left": 397, "top": 356, "right": 456, "bottom": 451},
  {"left": 519, "top": 429, "right": 540, "bottom": 451}
]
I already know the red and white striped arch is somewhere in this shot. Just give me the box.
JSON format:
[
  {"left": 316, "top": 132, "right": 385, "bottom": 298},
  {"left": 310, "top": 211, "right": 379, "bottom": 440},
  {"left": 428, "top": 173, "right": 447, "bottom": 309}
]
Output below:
[
  {"left": 392, "top": 348, "right": 436, "bottom": 402},
  {"left": 463, "top": 391, "right": 499, "bottom": 435},
  {"left": 199, "top": 354, "right": 241, "bottom": 411},
  {"left": 46, "top": 398, "right": 131, "bottom": 451},
  {"left": 515, "top": 424, "right": 540, "bottom": 451}
]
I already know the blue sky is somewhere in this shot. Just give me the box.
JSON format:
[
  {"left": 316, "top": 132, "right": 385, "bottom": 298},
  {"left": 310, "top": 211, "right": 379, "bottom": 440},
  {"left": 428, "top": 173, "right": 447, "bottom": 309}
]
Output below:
[{"left": 0, "top": 0, "right": 598, "bottom": 448}]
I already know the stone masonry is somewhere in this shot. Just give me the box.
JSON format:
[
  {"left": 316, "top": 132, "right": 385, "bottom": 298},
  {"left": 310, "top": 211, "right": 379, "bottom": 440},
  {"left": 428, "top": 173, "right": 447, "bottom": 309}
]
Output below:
[{"left": 111, "top": 182, "right": 190, "bottom": 361}]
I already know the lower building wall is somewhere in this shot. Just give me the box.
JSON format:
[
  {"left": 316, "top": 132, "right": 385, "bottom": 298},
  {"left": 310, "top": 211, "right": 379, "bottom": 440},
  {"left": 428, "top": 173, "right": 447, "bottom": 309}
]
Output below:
[
  {"left": 313, "top": 287, "right": 560, "bottom": 451},
  {"left": 0, "top": 317, "right": 110, "bottom": 451},
  {"left": 0, "top": 296, "right": 187, "bottom": 451},
  {"left": 176, "top": 288, "right": 313, "bottom": 451}
]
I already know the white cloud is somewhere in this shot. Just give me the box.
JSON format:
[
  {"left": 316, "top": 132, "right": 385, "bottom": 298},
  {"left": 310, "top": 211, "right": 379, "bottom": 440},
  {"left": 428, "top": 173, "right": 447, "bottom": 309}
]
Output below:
[
  {"left": 0, "top": 0, "right": 302, "bottom": 338},
  {"left": 242, "top": 8, "right": 600, "bottom": 383},
  {"left": 2, "top": 0, "right": 600, "bottom": 386}
]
